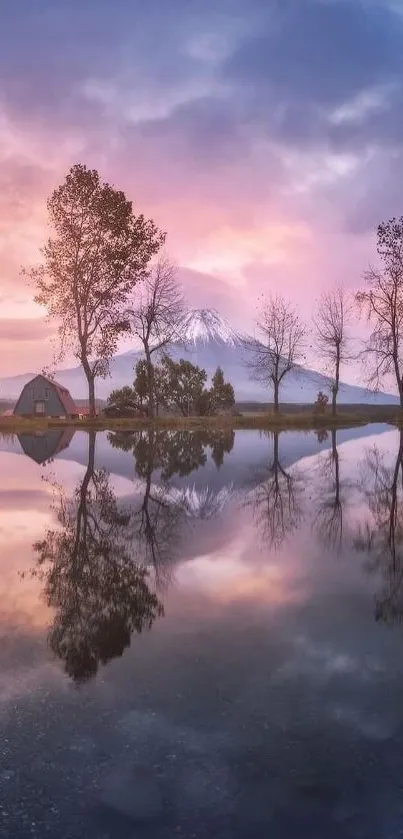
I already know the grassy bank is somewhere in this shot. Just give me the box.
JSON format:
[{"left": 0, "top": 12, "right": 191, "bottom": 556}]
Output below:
[{"left": 1, "top": 405, "right": 402, "bottom": 433}]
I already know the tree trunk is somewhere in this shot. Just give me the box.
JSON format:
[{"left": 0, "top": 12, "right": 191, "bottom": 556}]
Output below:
[
  {"left": 332, "top": 346, "right": 340, "bottom": 416},
  {"left": 273, "top": 380, "right": 279, "bottom": 414},
  {"left": 145, "top": 347, "right": 155, "bottom": 420},
  {"left": 72, "top": 430, "right": 96, "bottom": 570},
  {"left": 88, "top": 376, "right": 96, "bottom": 418},
  {"left": 388, "top": 428, "right": 403, "bottom": 571},
  {"left": 273, "top": 431, "right": 279, "bottom": 467},
  {"left": 331, "top": 428, "right": 337, "bottom": 461},
  {"left": 82, "top": 356, "right": 96, "bottom": 418},
  {"left": 87, "top": 430, "right": 96, "bottom": 474},
  {"left": 331, "top": 429, "right": 340, "bottom": 502}
]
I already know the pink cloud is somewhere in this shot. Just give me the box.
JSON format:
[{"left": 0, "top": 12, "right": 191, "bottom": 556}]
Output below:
[{"left": 0, "top": 94, "right": 380, "bottom": 379}]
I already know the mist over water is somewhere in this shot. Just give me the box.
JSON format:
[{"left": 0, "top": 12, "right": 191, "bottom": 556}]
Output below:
[{"left": 2, "top": 424, "right": 403, "bottom": 838}]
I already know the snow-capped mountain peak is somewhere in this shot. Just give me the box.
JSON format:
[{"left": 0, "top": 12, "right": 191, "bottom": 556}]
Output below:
[{"left": 183, "top": 308, "right": 242, "bottom": 347}]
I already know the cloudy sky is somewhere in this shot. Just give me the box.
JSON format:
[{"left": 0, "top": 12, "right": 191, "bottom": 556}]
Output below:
[{"left": 1, "top": 0, "right": 402, "bottom": 375}]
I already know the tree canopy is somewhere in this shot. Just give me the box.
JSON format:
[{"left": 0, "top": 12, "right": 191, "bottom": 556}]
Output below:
[
  {"left": 27, "top": 163, "right": 165, "bottom": 415},
  {"left": 108, "top": 356, "right": 235, "bottom": 417}
]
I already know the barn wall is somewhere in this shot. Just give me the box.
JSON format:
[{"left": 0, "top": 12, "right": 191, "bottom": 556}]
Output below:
[{"left": 14, "top": 376, "right": 67, "bottom": 417}]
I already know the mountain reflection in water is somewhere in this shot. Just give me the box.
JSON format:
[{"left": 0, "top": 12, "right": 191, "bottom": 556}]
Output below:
[
  {"left": 9, "top": 423, "right": 403, "bottom": 682},
  {"left": 3, "top": 425, "right": 403, "bottom": 836}
]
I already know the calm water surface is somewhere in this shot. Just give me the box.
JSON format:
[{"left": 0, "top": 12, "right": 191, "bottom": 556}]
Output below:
[{"left": 2, "top": 424, "right": 403, "bottom": 838}]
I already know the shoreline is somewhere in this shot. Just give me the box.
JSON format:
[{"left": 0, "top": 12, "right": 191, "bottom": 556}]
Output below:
[{"left": 1, "top": 408, "right": 402, "bottom": 433}]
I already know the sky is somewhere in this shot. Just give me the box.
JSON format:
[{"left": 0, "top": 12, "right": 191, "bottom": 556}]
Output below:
[{"left": 1, "top": 0, "right": 403, "bottom": 377}]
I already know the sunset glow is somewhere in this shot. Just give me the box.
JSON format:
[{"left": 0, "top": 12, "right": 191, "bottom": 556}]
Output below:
[{"left": 0, "top": 0, "right": 401, "bottom": 378}]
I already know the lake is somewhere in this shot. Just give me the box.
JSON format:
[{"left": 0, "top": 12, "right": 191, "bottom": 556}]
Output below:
[{"left": 2, "top": 424, "right": 403, "bottom": 838}]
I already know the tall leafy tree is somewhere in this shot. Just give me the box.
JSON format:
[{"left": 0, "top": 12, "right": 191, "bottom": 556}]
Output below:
[
  {"left": 107, "top": 385, "right": 139, "bottom": 416},
  {"left": 160, "top": 356, "right": 207, "bottom": 416},
  {"left": 27, "top": 164, "right": 164, "bottom": 416},
  {"left": 209, "top": 366, "right": 235, "bottom": 414}
]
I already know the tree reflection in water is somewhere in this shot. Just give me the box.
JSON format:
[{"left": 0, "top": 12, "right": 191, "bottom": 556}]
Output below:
[
  {"left": 313, "top": 429, "right": 345, "bottom": 554},
  {"left": 108, "top": 428, "right": 235, "bottom": 584},
  {"left": 354, "top": 429, "right": 403, "bottom": 624},
  {"left": 31, "top": 432, "right": 163, "bottom": 684},
  {"left": 204, "top": 429, "right": 235, "bottom": 470},
  {"left": 127, "top": 429, "right": 189, "bottom": 587},
  {"left": 247, "top": 431, "right": 303, "bottom": 550},
  {"left": 109, "top": 428, "right": 235, "bottom": 481}
]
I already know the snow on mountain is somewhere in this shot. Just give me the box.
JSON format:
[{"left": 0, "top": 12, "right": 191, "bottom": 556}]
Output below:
[
  {"left": 165, "top": 482, "right": 237, "bottom": 519},
  {"left": 0, "top": 307, "right": 399, "bottom": 404},
  {"left": 100, "top": 473, "right": 236, "bottom": 520},
  {"left": 125, "top": 480, "right": 237, "bottom": 520},
  {"left": 182, "top": 308, "right": 243, "bottom": 347}
]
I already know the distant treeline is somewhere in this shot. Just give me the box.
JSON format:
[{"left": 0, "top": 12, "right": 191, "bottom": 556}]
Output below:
[{"left": 236, "top": 402, "right": 399, "bottom": 416}]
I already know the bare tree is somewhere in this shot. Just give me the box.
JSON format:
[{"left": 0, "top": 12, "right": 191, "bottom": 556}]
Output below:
[
  {"left": 356, "top": 218, "right": 403, "bottom": 408},
  {"left": 356, "top": 263, "right": 403, "bottom": 407},
  {"left": 313, "top": 286, "right": 352, "bottom": 415},
  {"left": 25, "top": 164, "right": 164, "bottom": 417},
  {"left": 127, "top": 256, "right": 186, "bottom": 418},
  {"left": 244, "top": 295, "right": 305, "bottom": 413}
]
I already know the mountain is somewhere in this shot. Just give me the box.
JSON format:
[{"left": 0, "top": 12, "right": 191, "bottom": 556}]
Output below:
[{"left": 0, "top": 308, "right": 399, "bottom": 404}]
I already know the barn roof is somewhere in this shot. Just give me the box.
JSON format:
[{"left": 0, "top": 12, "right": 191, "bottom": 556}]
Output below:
[
  {"left": 42, "top": 376, "right": 77, "bottom": 415},
  {"left": 22, "top": 374, "right": 78, "bottom": 416}
]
